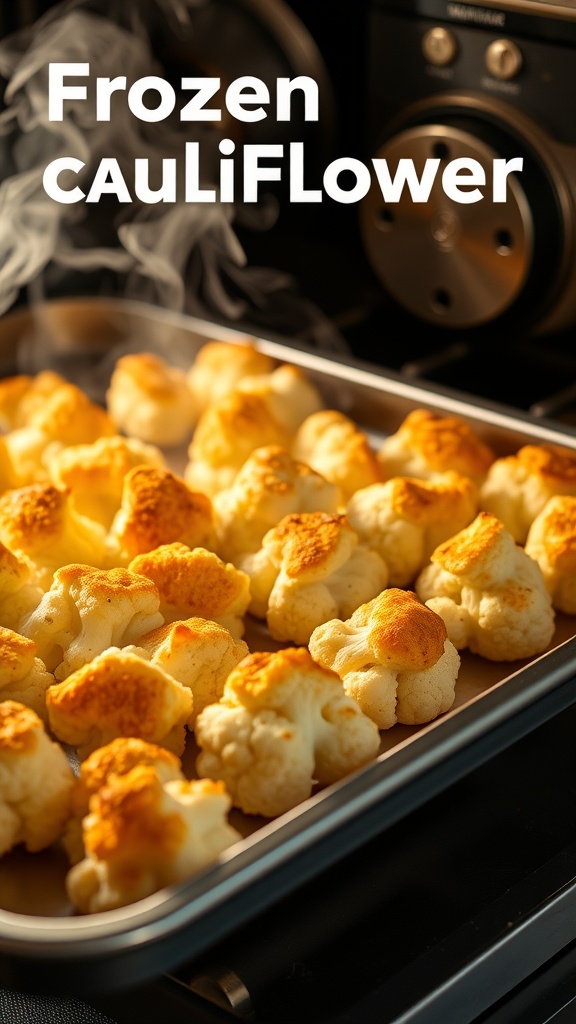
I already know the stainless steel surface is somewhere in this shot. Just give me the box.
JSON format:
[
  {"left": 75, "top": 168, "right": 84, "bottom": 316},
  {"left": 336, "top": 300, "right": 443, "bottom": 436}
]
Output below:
[
  {"left": 0, "top": 297, "right": 575, "bottom": 989},
  {"left": 360, "top": 124, "right": 532, "bottom": 328}
]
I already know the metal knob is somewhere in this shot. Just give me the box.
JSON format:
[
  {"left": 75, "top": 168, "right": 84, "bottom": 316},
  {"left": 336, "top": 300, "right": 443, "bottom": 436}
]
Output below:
[
  {"left": 422, "top": 26, "right": 458, "bottom": 67},
  {"left": 485, "top": 39, "right": 523, "bottom": 80}
]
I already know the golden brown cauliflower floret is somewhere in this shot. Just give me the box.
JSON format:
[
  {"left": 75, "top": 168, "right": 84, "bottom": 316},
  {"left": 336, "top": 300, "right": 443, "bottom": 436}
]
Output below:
[
  {"left": 136, "top": 617, "right": 249, "bottom": 725},
  {"left": 524, "top": 495, "right": 576, "bottom": 614},
  {"left": 346, "top": 472, "right": 478, "bottom": 587},
  {"left": 378, "top": 409, "right": 495, "bottom": 486},
  {"left": 479, "top": 443, "right": 576, "bottom": 544},
  {"left": 292, "top": 409, "right": 383, "bottom": 502},
  {"left": 236, "top": 363, "right": 324, "bottom": 434},
  {"left": 309, "top": 589, "right": 460, "bottom": 729},
  {"left": 415, "top": 511, "right": 556, "bottom": 661},
  {"left": 129, "top": 543, "right": 250, "bottom": 640},
  {"left": 213, "top": 445, "right": 341, "bottom": 561},
  {"left": 238, "top": 511, "right": 389, "bottom": 646},
  {"left": 0, "top": 700, "right": 75, "bottom": 856},
  {"left": 0, "top": 436, "right": 18, "bottom": 493},
  {"left": 19, "top": 564, "right": 164, "bottom": 679},
  {"left": 0, "top": 371, "right": 67, "bottom": 432},
  {"left": 5, "top": 381, "right": 116, "bottom": 487},
  {"left": 64, "top": 737, "right": 185, "bottom": 865},
  {"left": 46, "top": 647, "right": 193, "bottom": 759},
  {"left": 184, "top": 389, "right": 292, "bottom": 498},
  {"left": 0, "top": 374, "right": 38, "bottom": 432},
  {"left": 0, "top": 627, "right": 54, "bottom": 723},
  {"left": 106, "top": 352, "right": 198, "bottom": 446},
  {"left": 66, "top": 766, "right": 241, "bottom": 913},
  {"left": 195, "top": 647, "right": 380, "bottom": 818},
  {"left": 106, "top": 465, "right": 215, "bottom": 565},
  {"left": 0, "top": 541, "right": 42, "bottom": 631},
  {"left": 187, "top": 339, "right": 275, "bottom": 413},
  {"left": 0, "top": 484, "right": 106, "bottom": 589},
  {"left": 49, "top": 435, "right": 166, "bottom": 529}
]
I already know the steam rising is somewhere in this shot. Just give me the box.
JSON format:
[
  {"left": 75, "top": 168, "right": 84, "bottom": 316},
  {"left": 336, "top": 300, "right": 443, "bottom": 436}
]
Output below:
[{"left": 0, "top": 0, "right": 294, "bottom": 323}]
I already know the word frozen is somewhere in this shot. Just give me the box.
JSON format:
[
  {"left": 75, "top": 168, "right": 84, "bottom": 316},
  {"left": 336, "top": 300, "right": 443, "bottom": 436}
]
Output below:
[
  {"left": 43, "top": 142, "right": 524, "bottom": 206},
  {"left": 48, "top": 64, "right": 320, "bottom": 123}
]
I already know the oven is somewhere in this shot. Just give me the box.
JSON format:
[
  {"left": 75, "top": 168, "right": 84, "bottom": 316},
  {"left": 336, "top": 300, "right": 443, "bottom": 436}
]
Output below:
[{"left": 0, "top": 2, "right": 576, "bottom": 1022}]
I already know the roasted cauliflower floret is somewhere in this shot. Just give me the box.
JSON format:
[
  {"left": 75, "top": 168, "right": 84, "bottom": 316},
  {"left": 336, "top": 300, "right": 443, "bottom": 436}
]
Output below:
[
  {"left": 346, "top": 472, "right": 478, "bottom": 587},
  {"left": 0, "top": 700, "right": 74, "bottom": 856},
  {"left": 238, "top": 512, "right": 388, "bottom": 645},
  {"left": 478, "top": 443, "right": 576, "bottom": 544},
  {"left": 0, "top": 626, "right": 54, "bottom": 723},
  {"left": 66, "top": 767, "right": 241, "bottom": 913},
  {"left": 20, "top": 564, "right": 164, "bottom": 679},
  {"left": 184, "top": 389, "right": 291, "bottom": 498},
  {"left": 292, "top": 409, "right": 382, "bottom": 502},
  {"left": 106, "top": 465, "right": 215, "bottom": 565},
  {"left": 187, "top": 339, "right": 275, "bottom": 413},
  {"left": 4, "top": 380, "right": 116, "bottom": 486},
  {"left": 49, "top": 435, "right": 166, "bottom": 529},
  {"left": 129, "top": 543, "right": 250, "bottom": 640},
  {"left": 415, "top": 511, "right": 556, "bottom": 661},
  {"left": 195, "top": 647, "right": 380, "bottom": 818},
  {"left": 213, "top": 445, "right": 341, "bottom": 561},
  {"left": 0, "top": 484, "right": 106, "bottom": 589},
  {"left": 136, "top": 617, "right": 249, "bottom": 724},
  {"left": 64, "top": 736, "right": 185, "bottom": 865},
  {"left": 309, "top": 589, "right": 460, "bottom": 729},
  {"left": 378, "top": 409, "right": 495, "bottom": 486},
  {"left": 0, "top": 541, "right": 42, "bottom": 631},
  {"left": 0, "top": 436, "right": 18, "bottom": 493},
  {"left": 46, "top": 647, "right": 193, "bottom": 758},
  {"left": 106, "top": 352, "right": 198, "bottom": 446},
  {"left": 524, "top": 495, "right": 576, "bottom": 614},
  {"left": 236, "top": 363, "right": 324, "bottom": 434}
]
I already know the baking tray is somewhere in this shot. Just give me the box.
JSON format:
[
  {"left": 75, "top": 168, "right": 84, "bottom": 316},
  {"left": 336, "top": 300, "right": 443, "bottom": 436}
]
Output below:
[{"left": 0, "top": 297, "right": 575, "bottom": 995}]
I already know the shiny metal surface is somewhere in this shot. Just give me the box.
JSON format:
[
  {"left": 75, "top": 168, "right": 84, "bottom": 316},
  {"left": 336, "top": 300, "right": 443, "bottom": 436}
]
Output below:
[{"left": 360, "top": 124, "right": 533, "bottom": 328}]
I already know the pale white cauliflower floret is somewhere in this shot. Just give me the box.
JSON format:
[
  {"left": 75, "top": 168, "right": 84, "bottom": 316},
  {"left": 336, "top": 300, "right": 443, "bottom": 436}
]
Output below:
[
  {"left": 309, "top": 589, "right": 460, "bottom": 729},
  {"left": 415, "top": 511, "right": 556, "bottom": 661},
  {"left": 195, "top": 647, "right": 381, "bottom": 818},
  {"left": 524, "top": 495, "right": 576, "bottom": 614},
  {"left": 346, "top": 472, "right": 478, "bottom": 587},
  {"left": 66, "top": 766, "right": 241, "bottom": 913},
  {"left": 20, "top": 564, "right": 164, "bottom": 680},
  {"left": 238, "top": 511, "right": 389, "bottom": 646},
  {"left": 0, "top": 700, "right": 75, "bottom": 856},
  {"left": 479, "top": 443, "right": 576, "bottom": 544}
]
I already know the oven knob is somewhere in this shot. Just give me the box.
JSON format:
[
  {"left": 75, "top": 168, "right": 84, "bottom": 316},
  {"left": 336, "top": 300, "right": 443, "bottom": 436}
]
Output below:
[
  {"left": 422, "top": 27, "right": 458, "bottom": 67},
  {"left": 485, "top": 39, "right": 523, "bottom": 80}
]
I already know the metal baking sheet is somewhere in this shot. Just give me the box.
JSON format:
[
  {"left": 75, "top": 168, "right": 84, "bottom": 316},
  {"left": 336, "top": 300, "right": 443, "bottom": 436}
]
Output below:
[{"left": 0, "top": 297, "right": 575, "bottom": 994}]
